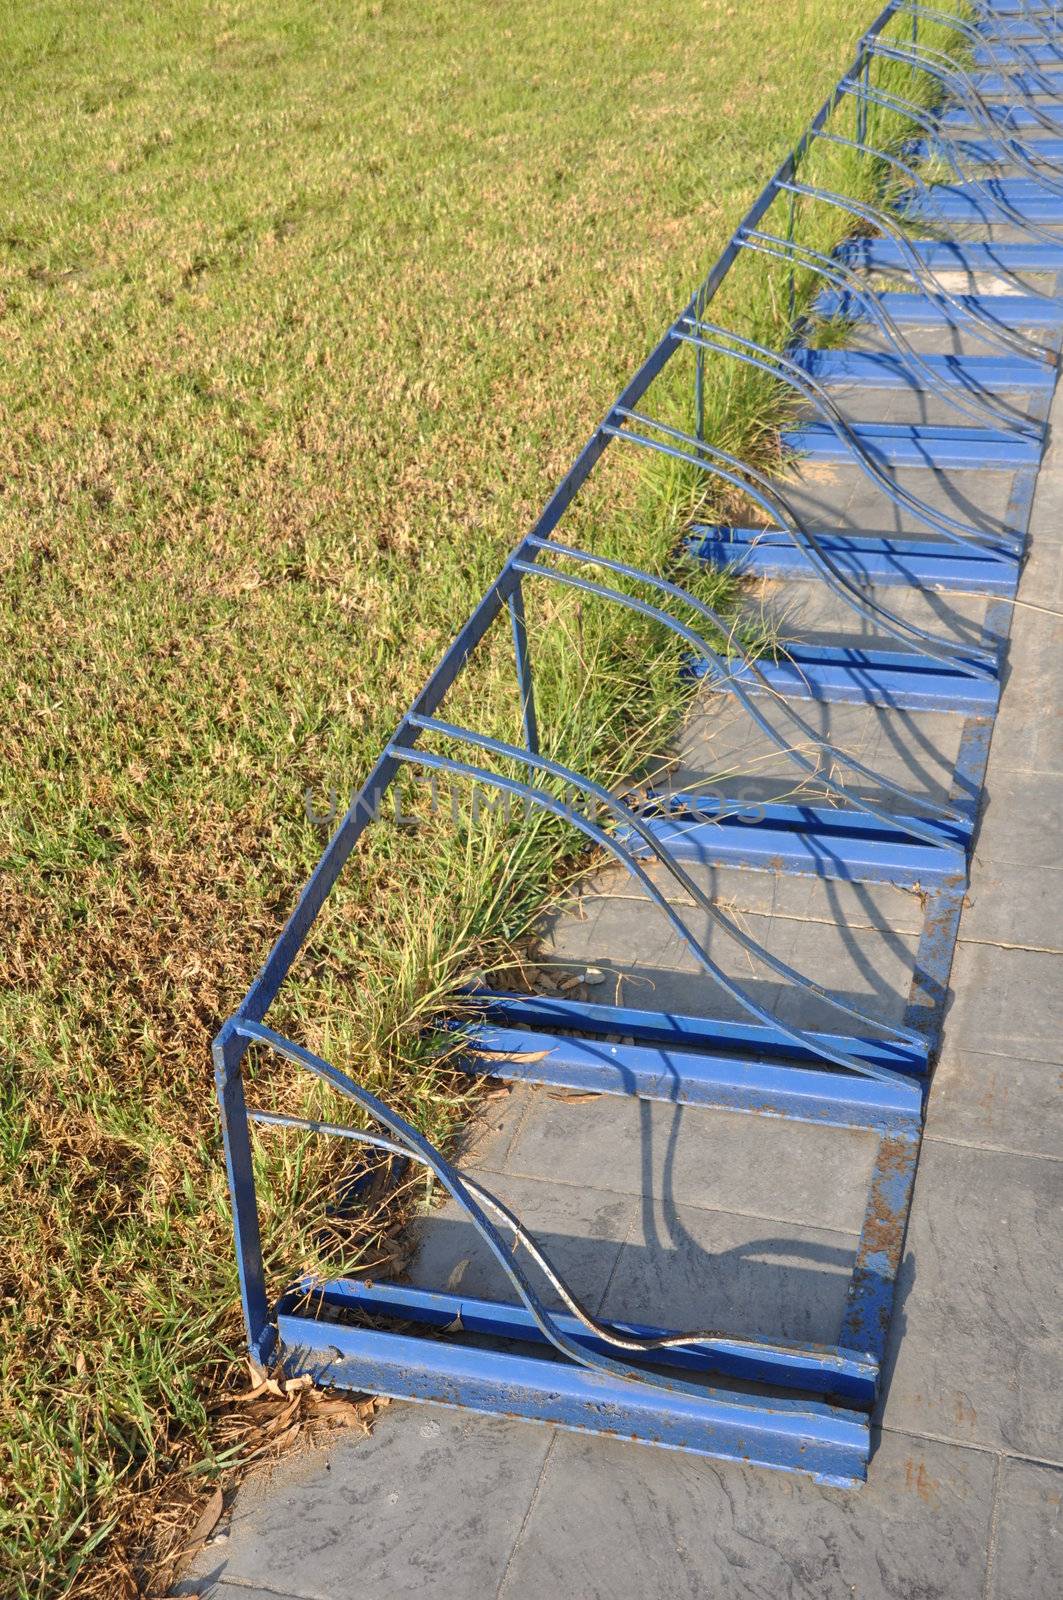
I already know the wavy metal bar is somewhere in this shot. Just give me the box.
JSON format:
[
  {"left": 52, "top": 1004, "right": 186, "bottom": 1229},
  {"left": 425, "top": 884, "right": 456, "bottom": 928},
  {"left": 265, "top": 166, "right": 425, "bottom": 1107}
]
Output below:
[
  {"left": 250, "top": 1108, "right": 858, "bottom": 1364},
  {"left": 780, "top": 178, "right": 1058, "bottom": 362},
  {"left": 392, "top": 728, "right": 925, "bottom": 1063},
  {"left": 811, "top": 120, "right": 1063, "bottom": 249},
  {"left": 235, "top": 1020, "right": 816, "bottom": 1402},
  {"left": 869, "top": 34, "right": 1063, "bottom": 142},
  {"left": 519, "top": 533, "right": 968, "bottom": 825},
  {"left": 837, "top": 70, "right": 1063, "bottom": 201},
  {"left": 737, "top": 226, "right": 1040, "bottom": 436},
  {"left": 671, "top": 320, "right": 1004, "bottom": 666},
  {"left": 621, "top": 404, "right": 1019, "bottom": 564},
  {"left": 902, "top": 1, "right": 1063, "bottom": 109},
  {"left": 611, "top": 401, "right": 1019, "bottom": 576},
  {"left": 881, "top": 27, "right": 1063, "bottom": 110},
  {"left": 902, "top": 4, "right": 1063, "bottom": 123},
  {"left": 966, "top": 0, "right": 1062, "bottom": 48}
]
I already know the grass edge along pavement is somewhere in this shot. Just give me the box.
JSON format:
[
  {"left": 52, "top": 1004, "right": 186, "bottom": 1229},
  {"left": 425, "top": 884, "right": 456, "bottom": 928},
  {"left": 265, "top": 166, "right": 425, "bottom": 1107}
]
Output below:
[{"left": 0, "top": 3, "right": 968, "bottom": 1596}]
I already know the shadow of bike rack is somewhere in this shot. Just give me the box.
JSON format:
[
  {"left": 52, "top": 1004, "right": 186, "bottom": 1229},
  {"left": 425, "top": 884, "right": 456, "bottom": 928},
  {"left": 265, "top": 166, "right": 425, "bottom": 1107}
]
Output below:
[{"left": 213, "top": 0, "right": 1062, "bottom": 1487}]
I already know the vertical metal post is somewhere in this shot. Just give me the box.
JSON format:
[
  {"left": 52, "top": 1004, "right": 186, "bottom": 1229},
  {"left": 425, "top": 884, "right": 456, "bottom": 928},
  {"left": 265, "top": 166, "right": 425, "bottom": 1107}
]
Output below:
[
  {"left": 786, "top": 187, "right": 797, "bottom": 326},
  {"left": 694, "top": 281, "right": 706, "bottom": 441},
  {"left": 857, "top": 54, "right": 870, "bottom": 146},
  {"left": 214, "top": 1026, "right": 274, "bottom": 1363},
  {"left": 509, "top": 583, "right": 539, "bottom": 754}
]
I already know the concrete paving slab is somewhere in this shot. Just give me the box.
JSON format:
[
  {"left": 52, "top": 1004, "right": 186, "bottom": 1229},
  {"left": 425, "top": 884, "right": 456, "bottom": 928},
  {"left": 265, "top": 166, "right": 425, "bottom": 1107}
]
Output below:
[
  {"left": 503, "top": 1094, "right": 878, "bottom": 1234},
  {"left": 674, "top": 693, "right": 966, "bottom": 811},
  {"left": 176, "top": 1582, "right": 308, "bottom": 1600},
  {"left": 881, "top": 1140, "right": 1063, "bottom": 1462},
  {"left": 762, "top": 461, "right": 1021, "bottom": 541},
  {"left": 750, "top": 574, "right": 994, "bottom": 655},
  {"left": 928, "top": 1049, "right": 1063, "bottom": 1160},
  {"left": 496, "top": 1428, "right": 996, "bottom": 1600},
  {"left": 941, "top": 942, "right": 1063, "bottom": 1065},
  {"left": 1026, "top": 467, "right": 1063, "bottom": 543},
  {"left": 452, "top": 1082, "right": 538, "bottom": 1172},
  {"left": 1016, "top": 529, "right": 1063, "bottom": 603},
  {"left": 975, "top": 765, "right": 1063, "bottom": 866},
  {"left": 598, "top": 1198, "right": 858, "bottom": 1345},
  {"left": 849, "top": 311, "right": 1055, "bottom": 357},
  {"left": 576, "top": 858, "right": 926, "bottom": 935},
  {"left": 405, "top": 1167, "right": 636, "bottom": 1310},
  {"left": 183, "top": 1409, "right": 553, "bottom": 1600},
  {"left": 960, "top": 860, "right": 1063, "bottom": 947},
  {"left": 988, "top": 1458, "right": 1063, "bottom": 1600},
  {"left": 980, "top": 665, "right": 1063, "bottom": 774},
  {"left": 538, "top": 891, "right": 920, "bottom": 1035}
]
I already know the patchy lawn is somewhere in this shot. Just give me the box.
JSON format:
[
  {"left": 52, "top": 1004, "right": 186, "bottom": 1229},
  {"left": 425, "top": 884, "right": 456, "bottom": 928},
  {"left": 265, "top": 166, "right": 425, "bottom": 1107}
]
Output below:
[{"left": 1, "top": 1, "right": 934, "bottom": 1593}]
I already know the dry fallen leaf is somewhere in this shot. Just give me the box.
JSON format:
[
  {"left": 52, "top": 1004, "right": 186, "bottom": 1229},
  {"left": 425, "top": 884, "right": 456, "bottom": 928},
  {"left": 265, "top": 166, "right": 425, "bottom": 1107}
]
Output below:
[
  {"left": 312, "top": 1397, "right": 375, "bottom": 1428},
  {"left": 173, "top": 1486, "right": 223, "bottom": 1561},
  {"left": 470, "top": 1047, "right": 551, "bottom": 1064}
]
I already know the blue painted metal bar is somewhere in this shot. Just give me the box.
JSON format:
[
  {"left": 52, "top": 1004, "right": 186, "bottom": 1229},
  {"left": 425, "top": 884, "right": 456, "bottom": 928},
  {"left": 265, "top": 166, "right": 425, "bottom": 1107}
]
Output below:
[
  {"left": 292, "top": 1279, "right": 880, "bottom": 1402},
  {"left": 781, "top": 419, "right": 1042, "bottom": 468},
  {"left": 741, "top": 230, "right": 1046, "bottom": 436},
  {"left": 840, "top": 1128, "right": 921, "bottom": 1364},
  {"left": 618, "top": 798, "right": 969, "bottom": 890},
  {"left": 941, "top": 101, "right": 1063, "bottom": 127},
  {"left": 463, "top": 989, "right": 931, "bottom": 1075},
  {"left": 396, "top": 728, "right": 930, "bottom": 1066},
  {"left": 905, "top": 180, "right": 1063, "bottom": 220},
  {"left": 457, "top": 1021, "right": 924, "bottom": 1132},
  {"left": 923, "top": 131, "right": 1063, "bottom": 161},
  {"left": 685, "top": 524, "right": 1020, "bottom": 595},
  {"left": 815, "top": 287, "right": 1063, "bottom": 326},
  {"left": 835, "top": 234, "right": 1063, "bottom": 275},
  {"left": 508, "top": 586, "right": 539, "bottom": 754},
  {"left": 974, "top": 43, "right": 1063, "bottom": 65},
  {"left": 277, "top": 1311, "right": 872, "bottom": 1486},
  {"left": 696, "top": 644, "right": 1001, "bottom": 715},
  {"left": 213, "top": 1031, "right": 273, "bottom": 1365},
  {"left": 973, "top": 68, "right": 1063, "bottom": 95},
  {"left": 784, "top": 162, "right": 1063, "bottom": 349},
  {"left": 789, "top": 345, "right": 1052, "bottom": 395},
  {"left": 511, "top": 537, "right": 978, "bottom": 826}
]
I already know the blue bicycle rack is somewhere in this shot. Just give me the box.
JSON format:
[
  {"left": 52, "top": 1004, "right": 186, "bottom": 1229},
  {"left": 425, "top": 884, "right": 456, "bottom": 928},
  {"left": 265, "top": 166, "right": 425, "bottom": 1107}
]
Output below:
[{"left": 214, "top": 0, "right": 1063, "bottom": 1488}]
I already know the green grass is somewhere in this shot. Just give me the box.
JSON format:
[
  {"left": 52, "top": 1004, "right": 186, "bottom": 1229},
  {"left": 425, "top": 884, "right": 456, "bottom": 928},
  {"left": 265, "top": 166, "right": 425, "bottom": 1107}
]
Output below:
[{"left": 0, "top": 2, "right": 965, "bottom": 1594}]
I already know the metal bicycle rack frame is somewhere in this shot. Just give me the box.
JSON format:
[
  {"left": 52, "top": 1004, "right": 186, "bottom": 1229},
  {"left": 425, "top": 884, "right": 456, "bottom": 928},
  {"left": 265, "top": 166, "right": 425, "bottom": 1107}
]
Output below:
[{"left": 213, "top": 0, "right": 1063, "bottom": 1487}]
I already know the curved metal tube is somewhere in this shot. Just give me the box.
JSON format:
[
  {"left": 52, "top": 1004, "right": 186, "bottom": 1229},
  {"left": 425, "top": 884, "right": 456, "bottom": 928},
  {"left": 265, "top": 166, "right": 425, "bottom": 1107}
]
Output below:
[
  {"left": 964, "top": 1, "right": 1062, "bottom": 50},
  {"left": 900, "top": 3, "right": 1063, "bottom": 128},
  {"left": 520, "top": 533, "right": 967, "bottom": 826},
  {"left": 672, "top": 318, "right": 1004, "bottom": 669},
  {"left": 869, "top": 34, "right": 1063, "bottom": 144},
  {"left": 878, "top": 29, "right": 1063, "bottom": 118},
  {"left": 242, "top": 1025, "right": 872, "bottom": 1393},
  {"left": 613, "top": 399, "right": 1018, "bottom": 580},
  {"left": 812, "top": 119, "right": 1063, "bottom": 249},
  {"left": 605, "top": 409, "right": 1015, "bottom": 628},
  {"left": 256, "top": 1110, "right": 858, "bottom": 1364},
  {"left": 907, "top": 4, "right": 1063, "bottom": 78},
  {"left": 737, "top": 226, "right": 1039, "bottom": 439},
  {"left": 840, "top": 67, "right": 1063, "bottom": 201},
  {"left": 395, "top": 726, "right": 926, "bottom": 1061},
  {"left": 845, "top": 72, "right": 1063, "bottom": 204},
  {"left": 237, "top": 1020, "right": 804, "bottom": 1401},
  {"left": 780, "top": 177, "right": 1057, "bottom": 364}
]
